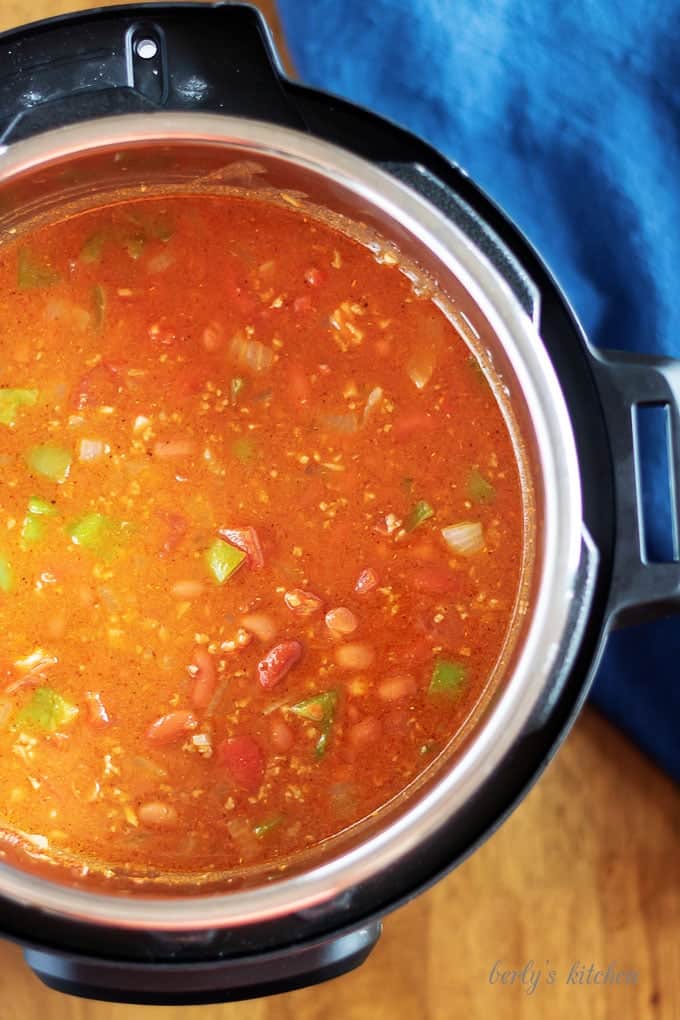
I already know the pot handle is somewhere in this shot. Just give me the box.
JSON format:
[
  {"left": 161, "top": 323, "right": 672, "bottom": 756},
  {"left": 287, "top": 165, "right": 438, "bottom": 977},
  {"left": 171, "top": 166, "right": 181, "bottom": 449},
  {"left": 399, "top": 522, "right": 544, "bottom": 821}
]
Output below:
[
  {"left": 23, "top": 922, "right": 381, "bottom": 1005},
  {"left": 591, "top": 348, "right": 680, "bottom": 627},
  {"left": 0, "top": 3, "right": 304, "bottom": 145}
]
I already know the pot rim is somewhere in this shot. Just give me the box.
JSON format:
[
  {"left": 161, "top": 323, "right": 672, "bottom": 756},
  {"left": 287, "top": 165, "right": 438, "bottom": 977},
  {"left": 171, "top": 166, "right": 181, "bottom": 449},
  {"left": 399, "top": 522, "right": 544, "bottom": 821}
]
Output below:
[{"left": 0, "top": 112, "right": 583, "bottom": 930}]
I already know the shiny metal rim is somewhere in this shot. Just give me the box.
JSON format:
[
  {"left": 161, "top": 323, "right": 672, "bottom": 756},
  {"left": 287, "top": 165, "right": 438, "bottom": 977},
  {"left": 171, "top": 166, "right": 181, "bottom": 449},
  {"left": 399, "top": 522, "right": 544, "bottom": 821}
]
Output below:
[{"left": 0, "top": 114, "right": 583, "bottom": 929}]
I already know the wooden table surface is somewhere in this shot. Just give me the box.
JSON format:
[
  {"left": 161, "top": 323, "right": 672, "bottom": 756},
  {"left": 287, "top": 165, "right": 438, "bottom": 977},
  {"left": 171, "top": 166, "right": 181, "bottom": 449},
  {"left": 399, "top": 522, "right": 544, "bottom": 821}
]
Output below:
[{"left": 0, "top": 2, "right": 678, "bottom": 1018}]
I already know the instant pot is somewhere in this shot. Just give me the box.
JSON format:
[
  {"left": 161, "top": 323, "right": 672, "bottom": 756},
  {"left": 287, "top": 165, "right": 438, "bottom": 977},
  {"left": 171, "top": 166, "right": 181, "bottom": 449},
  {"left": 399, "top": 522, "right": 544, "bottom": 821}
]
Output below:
[{"left": 1, "top": 2, "right": 678, "bottom": 1005}]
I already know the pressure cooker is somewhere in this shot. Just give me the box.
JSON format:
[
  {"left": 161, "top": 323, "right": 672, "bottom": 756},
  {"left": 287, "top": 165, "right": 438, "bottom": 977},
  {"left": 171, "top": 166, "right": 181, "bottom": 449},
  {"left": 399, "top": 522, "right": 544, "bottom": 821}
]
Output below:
[{"left": 0, "top": 2, "right": 678, "bottom": 1005}]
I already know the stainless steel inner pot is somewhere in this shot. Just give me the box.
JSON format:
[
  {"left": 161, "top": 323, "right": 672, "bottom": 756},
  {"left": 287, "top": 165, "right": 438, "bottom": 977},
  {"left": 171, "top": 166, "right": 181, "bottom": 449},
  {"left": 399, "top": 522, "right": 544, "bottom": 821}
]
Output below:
[{"left": 0, "top": 113, "right": 585, "bottom": 930}]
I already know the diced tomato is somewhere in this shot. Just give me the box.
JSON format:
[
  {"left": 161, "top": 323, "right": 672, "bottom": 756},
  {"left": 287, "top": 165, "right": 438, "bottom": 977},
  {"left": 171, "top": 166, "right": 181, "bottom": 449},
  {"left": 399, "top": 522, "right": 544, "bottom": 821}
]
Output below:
[
  {"left": 293, "top": 294, "right": 313, "bottom": 315},
  {"left": 216, "top": 735, "right": 264, "bottom": 794},
  {"left": 355, "top": 568, "right": 379, "bottom": 594},
  {"left": 71, "top": 360, "right": 125, "bottom": 410},
  {"left": 189, "top": 647, "right": 217, "bottom": 711},
  {"left": 392, "top": 411, "right": 438, "bottom": 441},
  {"left": 146, "top": 710, "right": 197, "bottom": 744},
  {"left": 158, "top": 512, "right": 188, "bottom": 558},
  {"left": 411, "top": 565, "right": 459, "bottom": 595},
  {"left": 303, "top": 267, "right": 324, "bottom": 287},
  {"left": 257, "top": 640, "right": 303, "bottom": 690},
  {"left": 85, "top": 691, "right": 110, "bottom": 727},
  {"left": 217, "top": 527, "right": 264, "bottom": 570}
]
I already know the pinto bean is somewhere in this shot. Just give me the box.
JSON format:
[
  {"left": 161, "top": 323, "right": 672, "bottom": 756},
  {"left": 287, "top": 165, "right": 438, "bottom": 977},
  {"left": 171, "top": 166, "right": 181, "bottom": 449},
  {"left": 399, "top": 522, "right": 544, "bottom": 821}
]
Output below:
[
  {"left": 378, "top": 675, "right": 416, "bottom": 701},
  {"left": 241, "top": 612, "right": 277, "bottom": 643},
  {"left": 146, "top": 710, "right": 197, "bottom": 744},
  {"left": 171, "top": 580, "right": 205, "bottom": 599},
  {"left": 138, "top": 802, "right": 178, "bottom": 827},
  {"left": 335, "top": 642, "right": 374, "bottom": 670},
  {"left": 349, "top": 717, "right": 381, "bottom": 748},
  {"left": 189, "top": 647, "right": 217, "bottom": 711},
  {"left": 325, "top": 607, "right": 358, "bottom": 637},
  {"left": 270, "top": 718, "right": 294, "bottom": 753}
]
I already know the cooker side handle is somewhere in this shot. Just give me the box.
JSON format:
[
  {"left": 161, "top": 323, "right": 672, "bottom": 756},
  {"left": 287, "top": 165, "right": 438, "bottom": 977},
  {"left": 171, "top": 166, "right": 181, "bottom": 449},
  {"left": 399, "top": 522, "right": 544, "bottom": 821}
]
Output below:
[
  {"left": 23, "top": 923, "right": 381, "bottom": 1005},
  {"left": 591, "top": 348, "right": 680, "bottom": 626},
  {"left": 0, "top": 3, "right": 305, "bottom": 145}
]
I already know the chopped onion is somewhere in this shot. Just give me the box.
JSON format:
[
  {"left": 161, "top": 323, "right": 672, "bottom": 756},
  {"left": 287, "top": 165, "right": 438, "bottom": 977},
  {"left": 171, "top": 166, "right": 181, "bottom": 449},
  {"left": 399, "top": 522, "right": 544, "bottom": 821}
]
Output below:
[
  {"left": 262, "top": 696, "right": 290, "bottom": 716},
  {"left": 78, "top": 438, "right": 105, "bottom": 462},
  {"left": 146, "top": 251, "right": 175, "bottom": 274},
  {"left": 45, "top": 299, "right": 90, "bottom": 331},
  {"left": 14, "top": 648, "right": 57, "bottom": 673},
  {"left": 0, "top": 698, "right": 12, "bottom": 728},
  {"left": 441, "top": 521, "right": 484, "bottom": 556},
  {"left": 132, "top": 415, "right": 150, "bottom": 434},
  {"left": 230, "top": 331, "right": 273, "bottom": 373},
  {"left": 132, "top": 757, "right": 168, "bottom": 778},
  {"left": 191, "top": 733, "right": 213, "bottom": 757},
  {"left": 321, "top": 413, "right": 358, "bottom": 433},
  {"left": 363, "top": 386, "right": 383, "bottom": 423},
  {"left": 22, "top": 831, "right": 49, "bottom": 851},
  {"left": 226, "top": 818, "right": 253, "bottom": 843},
  {"left": 406, "top": 348, "right": 436, "bottom": 390}
]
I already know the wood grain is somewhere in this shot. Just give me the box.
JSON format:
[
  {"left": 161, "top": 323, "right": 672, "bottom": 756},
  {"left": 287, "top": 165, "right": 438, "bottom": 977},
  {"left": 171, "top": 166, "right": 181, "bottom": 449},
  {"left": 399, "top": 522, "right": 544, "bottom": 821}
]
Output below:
[{"left": 0, "top": 3, "right": 678, "bottom": 1018}]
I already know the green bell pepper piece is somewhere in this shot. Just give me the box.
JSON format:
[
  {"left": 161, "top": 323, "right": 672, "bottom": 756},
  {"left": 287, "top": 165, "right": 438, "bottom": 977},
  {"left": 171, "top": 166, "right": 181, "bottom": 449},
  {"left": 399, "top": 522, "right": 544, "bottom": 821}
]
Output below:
[
  {"left": 15, "top": 686, "right": 78, "bottom": 731},
  {"left": 0, "top": 554, "right": 13, "bottom": 593},
  {"left": 18, "top": 250, "right": 59, "bottom": 289},
  {"left": 0, "top": 388, "right": 38, "bottom": 426},
  {"left": 290, "top": 690, "right": 338, "bottom": 758},
  {"left": 205, "top": 538, "right": 246, "bottom": 584},
  {"left": 428, "top": 659, "right": 467, "bottom": 698},
  {"left": 253, "top": 816, "right": 283, "bottom": 839},
  {"left": 68, "top": 512, "right": 125, "bottom": 558},
  {"left": 25, "top": 445, "right": 72, "bottom": 483},
  {"left": 404, "top": 499, "right": 435, "bottom": 532},
  {"left": 467, "top": 468, "right": 495, "bottom": 504}
]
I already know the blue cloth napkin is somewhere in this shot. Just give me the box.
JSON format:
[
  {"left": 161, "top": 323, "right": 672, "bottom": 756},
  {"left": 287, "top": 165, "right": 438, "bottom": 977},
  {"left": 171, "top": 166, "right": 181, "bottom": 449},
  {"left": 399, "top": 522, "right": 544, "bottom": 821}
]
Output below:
[{"left": 278, "top": 0, "right": 680, "bottom": 781}]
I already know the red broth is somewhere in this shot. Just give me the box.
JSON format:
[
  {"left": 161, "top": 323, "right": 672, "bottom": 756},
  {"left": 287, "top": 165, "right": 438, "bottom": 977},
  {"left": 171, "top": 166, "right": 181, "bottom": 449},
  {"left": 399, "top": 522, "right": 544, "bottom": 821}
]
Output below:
[{"left": 0, "top": 194, "right": 524, "bottom": 880}]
